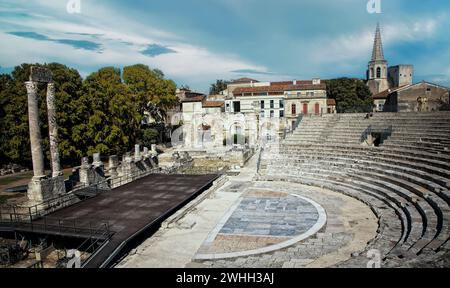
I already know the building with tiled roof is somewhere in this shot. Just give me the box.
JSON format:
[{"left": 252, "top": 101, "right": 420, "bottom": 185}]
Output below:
[
  {"left": 382, "top": 81, "right": 450, "bottom": 112},
  {"left": 372, "top": 86, "right": 404, "bottom": 112},
  {"left": 202, "top": 101, "right": 225, "bottom": 108},
  {"left": 232, "top": 83, "right": 327, "bottom": 96},
  {"left": 181, "top": 95, "right": 206, "bottom": 103},
  {"left": 327, "top": 99, "right": 337, "bottom": 114},
  {"left": 224, "top": 78, "right": 334, "bottom": 131},
  {"left": 365, "top": 24, "right": 450, "bottom": 112}
]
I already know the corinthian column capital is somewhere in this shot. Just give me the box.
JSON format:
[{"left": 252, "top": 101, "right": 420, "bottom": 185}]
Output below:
[
  {"left": 25, "top": 81, "right": 38, "bottom": 93},
  {"left": 47, "top": 82, "right": 55, "bottom": 95}
]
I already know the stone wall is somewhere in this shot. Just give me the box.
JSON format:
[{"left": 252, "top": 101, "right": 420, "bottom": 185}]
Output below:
[
  {"left": 385, "top": 82, "right": 450, "bottom": 112},
  {"left": 171, "top": 147, "right": 254, "bottom": 174},
  {"left": 27, "top": 176, "right": 66, "bottom": 203}
]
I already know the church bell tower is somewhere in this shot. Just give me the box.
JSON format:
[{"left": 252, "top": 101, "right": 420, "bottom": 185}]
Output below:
[{"left": 367, "top": 23, "right": 390, "bottom": 95}]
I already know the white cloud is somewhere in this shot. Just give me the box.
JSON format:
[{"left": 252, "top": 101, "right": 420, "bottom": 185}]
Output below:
[
  {"left": 0, "top": 30, "right": 266, "bottom": 84},
  {"left": 383, "top": 19, "right": 438, "bottom": 42},
  {"left": 310, "top": 18, "right": 440, "bottom": 66},
  {"left": 0, "top": 0, "right": 271, "bottom": 89},
  {"left": 2, "top": 0, "right": 449, "bottom": 89}
]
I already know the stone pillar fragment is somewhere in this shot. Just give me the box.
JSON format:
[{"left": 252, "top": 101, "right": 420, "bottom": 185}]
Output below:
[
  {"left": 119, "top": 152, "right": 134, "bottom": 180},
  {"left": 79, "top": 157, "right": 91, "bottom": 185},
  {"left": 46, "top": 82, "right": 62, "bottom": 177},
  {"left": 92, "top": 153, "right": 103, "bottom": 168},
  {"left": 26, "top": 81, "right": 45, "bottom": 179},
  {"left": 143, "top": 147, "right": 149, "bottom": 158},
  {"left": 134, "top": 144, "right": 141, "bottom": 161},
  {"left": 108, "top": 155, "right": 119, "bottom": 178}
]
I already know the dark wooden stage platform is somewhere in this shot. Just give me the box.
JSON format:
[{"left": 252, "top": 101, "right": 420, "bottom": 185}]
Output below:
[{"left": 34, "top": 173, "right": 219, "bottom": 267}]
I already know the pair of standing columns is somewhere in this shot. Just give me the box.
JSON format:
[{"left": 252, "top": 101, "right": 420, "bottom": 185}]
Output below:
[{"left": 25, "top": 81, "right": 62, "bottom": 179}]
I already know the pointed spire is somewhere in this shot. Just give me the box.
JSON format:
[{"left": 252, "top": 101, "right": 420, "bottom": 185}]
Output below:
[{"left": 371, "top": 22, "right": 385, "bottom": 61}]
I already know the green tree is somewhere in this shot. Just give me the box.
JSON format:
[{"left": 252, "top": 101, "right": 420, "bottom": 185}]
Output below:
[
  {"left": 73, "top": 67, "right": 142, "bottom": 157},
  {"left": 47, "top": 63, "right": 85, "bottom": 164},
  {"left": 326, "top": 78, "right": 373, "bottom": 113},
  {"left": 0, "top": 63, "right": 85, "bottom": 167},
  {"left": 123, "top": 64, "right": 178, "bottom": 114},
  {"left": 0, "top": 63, "right": 177, "bottom": 168},
  {"left": 209, "top": 79, "right": 228, "bottom": 95},
  {"left": 0, "top": 74, "right": 13, "bottom": 165},
  {"left": 0, "top": 64, "right": 34, "bottom": 167},
  {"left": 142, "top": 128, "right": 159, "bottom": 146}
]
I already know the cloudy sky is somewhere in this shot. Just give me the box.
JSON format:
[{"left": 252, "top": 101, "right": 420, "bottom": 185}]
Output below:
[{"left": 0, "top": 0, "right": 449, "bottom": 93}]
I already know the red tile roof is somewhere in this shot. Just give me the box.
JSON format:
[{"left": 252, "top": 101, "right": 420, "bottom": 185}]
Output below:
[
  {"left": 372, "top": 89, "right": 391, "bottom": 100},
  {"left": 270, "top": 80, "right": 314, "bottom": 86},
  {"left": 202, "top": 101, "right": 224, "bottom": 108},
  {"left": 327, "top": 99, "right": 336, "bottom": 106},
  {"left": 182, "top": 95, "right": 205, "bottom": 102},
  {"left": 233, "top": 83, "right": 326, "bottom": 95},
  {"left": 372, "top": 85, "right": 406, "bottom": 99}
]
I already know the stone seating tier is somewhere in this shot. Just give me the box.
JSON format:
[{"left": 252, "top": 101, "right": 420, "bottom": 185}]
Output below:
[{"left": 262, "top": 112, "right": 450, "bottom": 267}]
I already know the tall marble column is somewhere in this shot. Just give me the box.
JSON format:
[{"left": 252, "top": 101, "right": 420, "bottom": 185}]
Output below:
[
  {"left": 46, "top": 82, "right": 62, "bottom": 177},
  {"left": 26, "top": 81, "right": 45, "bottom": 179}
]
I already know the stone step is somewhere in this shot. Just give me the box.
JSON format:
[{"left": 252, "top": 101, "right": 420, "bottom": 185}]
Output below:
[
  {"left": 273, "top": 149, "right": 450, "bottom": 179},
  {"left": 382, "top": 142, "right": 450, "bottom": 155},
  {"left": 263, "top": 167, "right": 443, "bottom": 253},
  {"left": 280, "top": 143, "right": 450, "bottom": 163},
  {"left": 264, "top": 155, "right": 450, "bottom": 197},
  {"left": 279, "top": 147, "right": 450, "bottom": 171},
  {"left": 259, "top": 173, "right": 406, "bottom": 258}
]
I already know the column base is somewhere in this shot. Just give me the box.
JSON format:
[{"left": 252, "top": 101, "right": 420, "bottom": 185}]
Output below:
[{"left": 27, "top": 176, "right": 66, "bottom": 203}]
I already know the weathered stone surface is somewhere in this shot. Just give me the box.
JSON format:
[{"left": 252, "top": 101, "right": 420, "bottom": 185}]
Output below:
[
  {"left": 25, "top": 81, "right": 45, "bottom": 179},
  {"left": 30, "top": 66, "right": 52, "bottom": 83},
  {"left": 27, "top": 175, "right": 65, "bottom": 202},
  {"left": 92, "top": 152, "right": 103, "bottom": 168},
  {"left": 108, "top": 155, "right": 119, "bottom": 178},
  {"left": 134, "top": 144, "right": 141, "bottom": 161},
  {"left": 46, "top": 82, "right": 63, "bottom": 178}
]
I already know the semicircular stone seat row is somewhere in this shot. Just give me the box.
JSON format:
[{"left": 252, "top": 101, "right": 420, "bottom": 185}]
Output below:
[{"left": 258, "top": 112, "right": 450, "bottom": 267}]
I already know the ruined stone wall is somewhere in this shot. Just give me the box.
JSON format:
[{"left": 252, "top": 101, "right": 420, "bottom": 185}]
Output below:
[
  {"left": 186, "top": 148, "right": 254, "bottom": 174},
  {"left": 396, "top": 83, "right": 449, "bottom": 112},
  {"left": 158, "top": 147, "right": 253, "bottom": 174}
]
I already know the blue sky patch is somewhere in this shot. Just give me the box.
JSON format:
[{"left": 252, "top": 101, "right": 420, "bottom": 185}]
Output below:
[
  {"left": 7, "top": 31, "right": 102, "bottom": 52},
  {"left": 0, "top": 66, "right": 14, "bottom": 74},
  {"left": 1, "top": 0, "right": 449, "bottom": 91},
  {"left": 54, "top": 39, "right": 102, "bottom": 51},
  {"left": 7, "top": 31, "right": 50, "bottom": 41},
  {"left": 232, "top": 69, "right": 275, "bottom": 76},
  {"left": 141, "top": 44, "right": 176, "bottom": 57}
]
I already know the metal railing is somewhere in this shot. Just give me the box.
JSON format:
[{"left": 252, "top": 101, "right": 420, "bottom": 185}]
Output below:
[
  {"left": 0, "top": 212, "right": 111, "bottom": 239},
  {"left": 108, "top": 167, "right": 161, "bottom": 188},
  {"left": 0, "top": 167, "right": 163, "bottom": 222},
  {"left": 79, "top": 224, "right": 112, "bottom": 267}
]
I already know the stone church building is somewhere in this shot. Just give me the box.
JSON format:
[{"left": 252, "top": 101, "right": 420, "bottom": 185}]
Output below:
[{"left": 367, "top": 24, "right": 450, "bottom": 112}]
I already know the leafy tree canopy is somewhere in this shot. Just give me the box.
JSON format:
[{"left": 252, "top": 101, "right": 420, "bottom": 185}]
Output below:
[
  {"left": 0, "top": 63, "right": 177, "bottom": 168},
  {"left": 326, "top": 78, "right": 374, "bottom": 113},
  {"left": 209, "top": 79, "right": 229, "bottom": 95}
]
